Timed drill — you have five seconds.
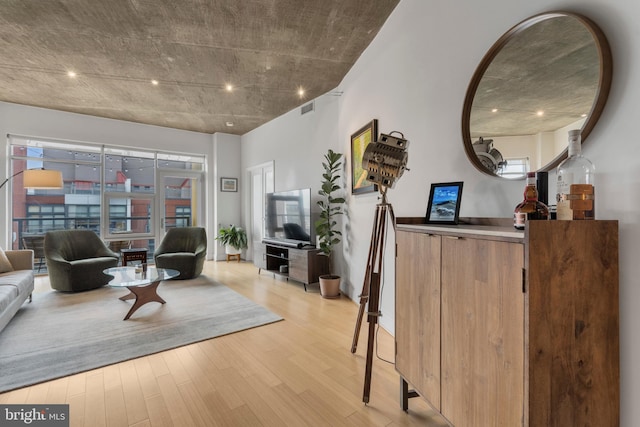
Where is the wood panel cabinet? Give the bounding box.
[259,242,329,290]
[440,235,524,426]
[288,248,324,284]
[396,231,442,409]
[395,219,619,427]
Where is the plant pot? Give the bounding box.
[319,274,341,299]
[225,245,241,255]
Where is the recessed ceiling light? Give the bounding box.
[536,110,544,116]
[491,108,498,113]
[298,87,305,97]
[225,84,233,92]
[581,113,587,117]
[225,121,234,127]
[151,79,159,85]
[67,71,77,78]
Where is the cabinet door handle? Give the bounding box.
[444,235,461,240]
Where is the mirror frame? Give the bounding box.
[461,11,613,178]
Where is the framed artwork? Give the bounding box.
[351,119,378,194]
[220,177,238,192]
[425,182,464,225]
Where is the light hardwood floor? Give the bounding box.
[0,261,449,426]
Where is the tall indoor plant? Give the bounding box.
[315,149,345,298]
[216,224,248,255]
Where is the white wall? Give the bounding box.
[212,132,242,260]
[241,93,343,260]
[240,0,640,424]
[242,95,341,194]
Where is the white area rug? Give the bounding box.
[0,276,282,392]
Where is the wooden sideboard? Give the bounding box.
[395,218,619,427]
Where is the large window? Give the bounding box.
[104,196,153,236]
[104,148,155,194]
[26,205,65,234]
[67,205,101,231]
[8,135,206,254]
[157,153,204,171]
[175,206,192,228]
[499,157,530,179]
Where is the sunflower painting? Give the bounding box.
[351,119,378,194]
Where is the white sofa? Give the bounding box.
[0,250,34,333]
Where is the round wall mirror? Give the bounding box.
[461,11,612,179]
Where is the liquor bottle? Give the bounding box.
[555,130,595,220]
[514,171,550,230]
[536,171,548,205]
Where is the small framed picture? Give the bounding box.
[425,182,464,225]
[220,177,238,192]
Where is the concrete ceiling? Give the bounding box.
[0,0,400,135]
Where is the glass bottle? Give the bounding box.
[514,171,549,230]
[555,130,595,220]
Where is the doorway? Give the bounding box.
[247,162,274,265]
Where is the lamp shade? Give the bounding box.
[22,169,64,189]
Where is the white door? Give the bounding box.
[248,162,273,266]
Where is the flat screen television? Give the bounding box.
[263,188,313,248]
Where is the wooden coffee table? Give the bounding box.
[104,266,179,320]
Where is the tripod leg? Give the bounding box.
[388,203,397,232]
[362,204,388,403]
[363,271,381,403]
[351,205,383,353]
[351,290,368,353]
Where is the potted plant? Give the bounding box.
[315,149,345,298]
[216,224,248,255]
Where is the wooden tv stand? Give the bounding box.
[258,241,329,291]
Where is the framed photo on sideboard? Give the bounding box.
[425,182,463,225]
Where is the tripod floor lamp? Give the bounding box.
[350,131,409,404]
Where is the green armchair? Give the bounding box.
[154,227,207,279]
[44,230,119,292]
